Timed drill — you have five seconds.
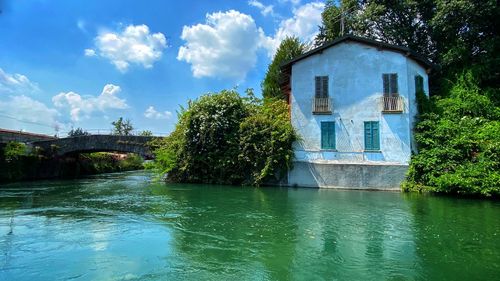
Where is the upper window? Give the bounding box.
[382,73,398,96]
[415,75,424,93]
[321,121,335,150]
[364,121,380,151]
[315,76,329,98]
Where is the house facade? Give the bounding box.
[280,36,431,190]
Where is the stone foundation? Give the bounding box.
[287,161,408,190]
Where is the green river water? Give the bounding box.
[0,171,499,281]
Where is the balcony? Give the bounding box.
[382,96,404,113]
[312,97,332,114]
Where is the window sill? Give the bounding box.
[313,111,332,115]
[364,150,381,153]
[320,149,337,152]
[381,110,403,114]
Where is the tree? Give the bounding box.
[262,37,306,100]
[139,130,153,136]
[67,127,90,137]
[112,117,134,136]
[314,0,359,46]
[148,89,297,186]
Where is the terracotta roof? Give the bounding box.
[281,35,433,70]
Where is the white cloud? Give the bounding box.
[262,2,324,57]
[144,106,172,120]
[0,95,61,133]
[248,0,275,17]
[177,10,265,79]
[84,48,96,57]
[52,84,128,122]
[280,0,301,6]
[89,24,167,72]
[0,68,39,95]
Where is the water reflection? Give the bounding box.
[0,171,499,281]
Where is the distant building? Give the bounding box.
[280,35,432,190]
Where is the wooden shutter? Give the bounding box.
[364,122,372,150]
[415,75,423,93]
[372,122,380,150]
[390,74,398,95]
[315,77,321,98]
[364,121,380,150]
[382,74,390,96]
[322,76,329,98]
[321,122,335,149]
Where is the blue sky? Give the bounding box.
[0,0,324,135]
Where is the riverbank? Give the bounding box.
[0,150,144,183]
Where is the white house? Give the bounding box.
[280,35,432,190]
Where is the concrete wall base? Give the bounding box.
[288,161,408,191]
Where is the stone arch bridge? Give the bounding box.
[31,135,158,159]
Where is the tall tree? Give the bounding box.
[262,37,306,100]
[112,117,134,136]
[315,0,360,46]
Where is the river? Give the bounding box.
[0,171,499,280]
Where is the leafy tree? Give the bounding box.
[3,142,27,162]
[404,72,500,197]
[148,89,297,186]
[315,0,359,46]
[67,127,90,137]
[262,37,306,100]
[112,117,134,136]
[139,130,153,136]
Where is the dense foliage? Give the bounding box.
[262,37,305,100]
[404,73,500,196]
[67,127,90,137]
[148,89,297,186]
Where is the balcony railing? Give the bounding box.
[382,96,404,113]
[312,97,332,114]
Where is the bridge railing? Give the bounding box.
[57,129,170,138]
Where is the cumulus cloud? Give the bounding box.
[248,0,275,17]
[177,10,265,79]
[52,84,128,122]
[0,95,60,132]
[88,24,167,72]
[262,2,324,57]
[0,68,39,95]
[144,106,172,120]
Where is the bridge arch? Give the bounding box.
[32,135,156,158]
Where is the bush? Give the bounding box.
[404,72,500,197]
[148,89,297,186]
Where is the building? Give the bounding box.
[280,35,432,190]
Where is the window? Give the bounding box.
[382,73,398,96]
[321,121,335,149]
[364,121,380,151]
[415,75,424,93]
[315,76,329,98]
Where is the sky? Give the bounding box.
[0,0,325,136]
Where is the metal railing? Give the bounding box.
[312,97,332,114]
[382,96,404,112]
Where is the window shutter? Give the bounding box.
[364,122,372,150]
[372,122,380,150]
[382,74,389,95]
[321,122,335,149]
[415,75,423,93]
[315,77,321,98]
[390,74,398,94]
[321,122,328,149]
[328,122,335,149]
[322,76,329,98]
